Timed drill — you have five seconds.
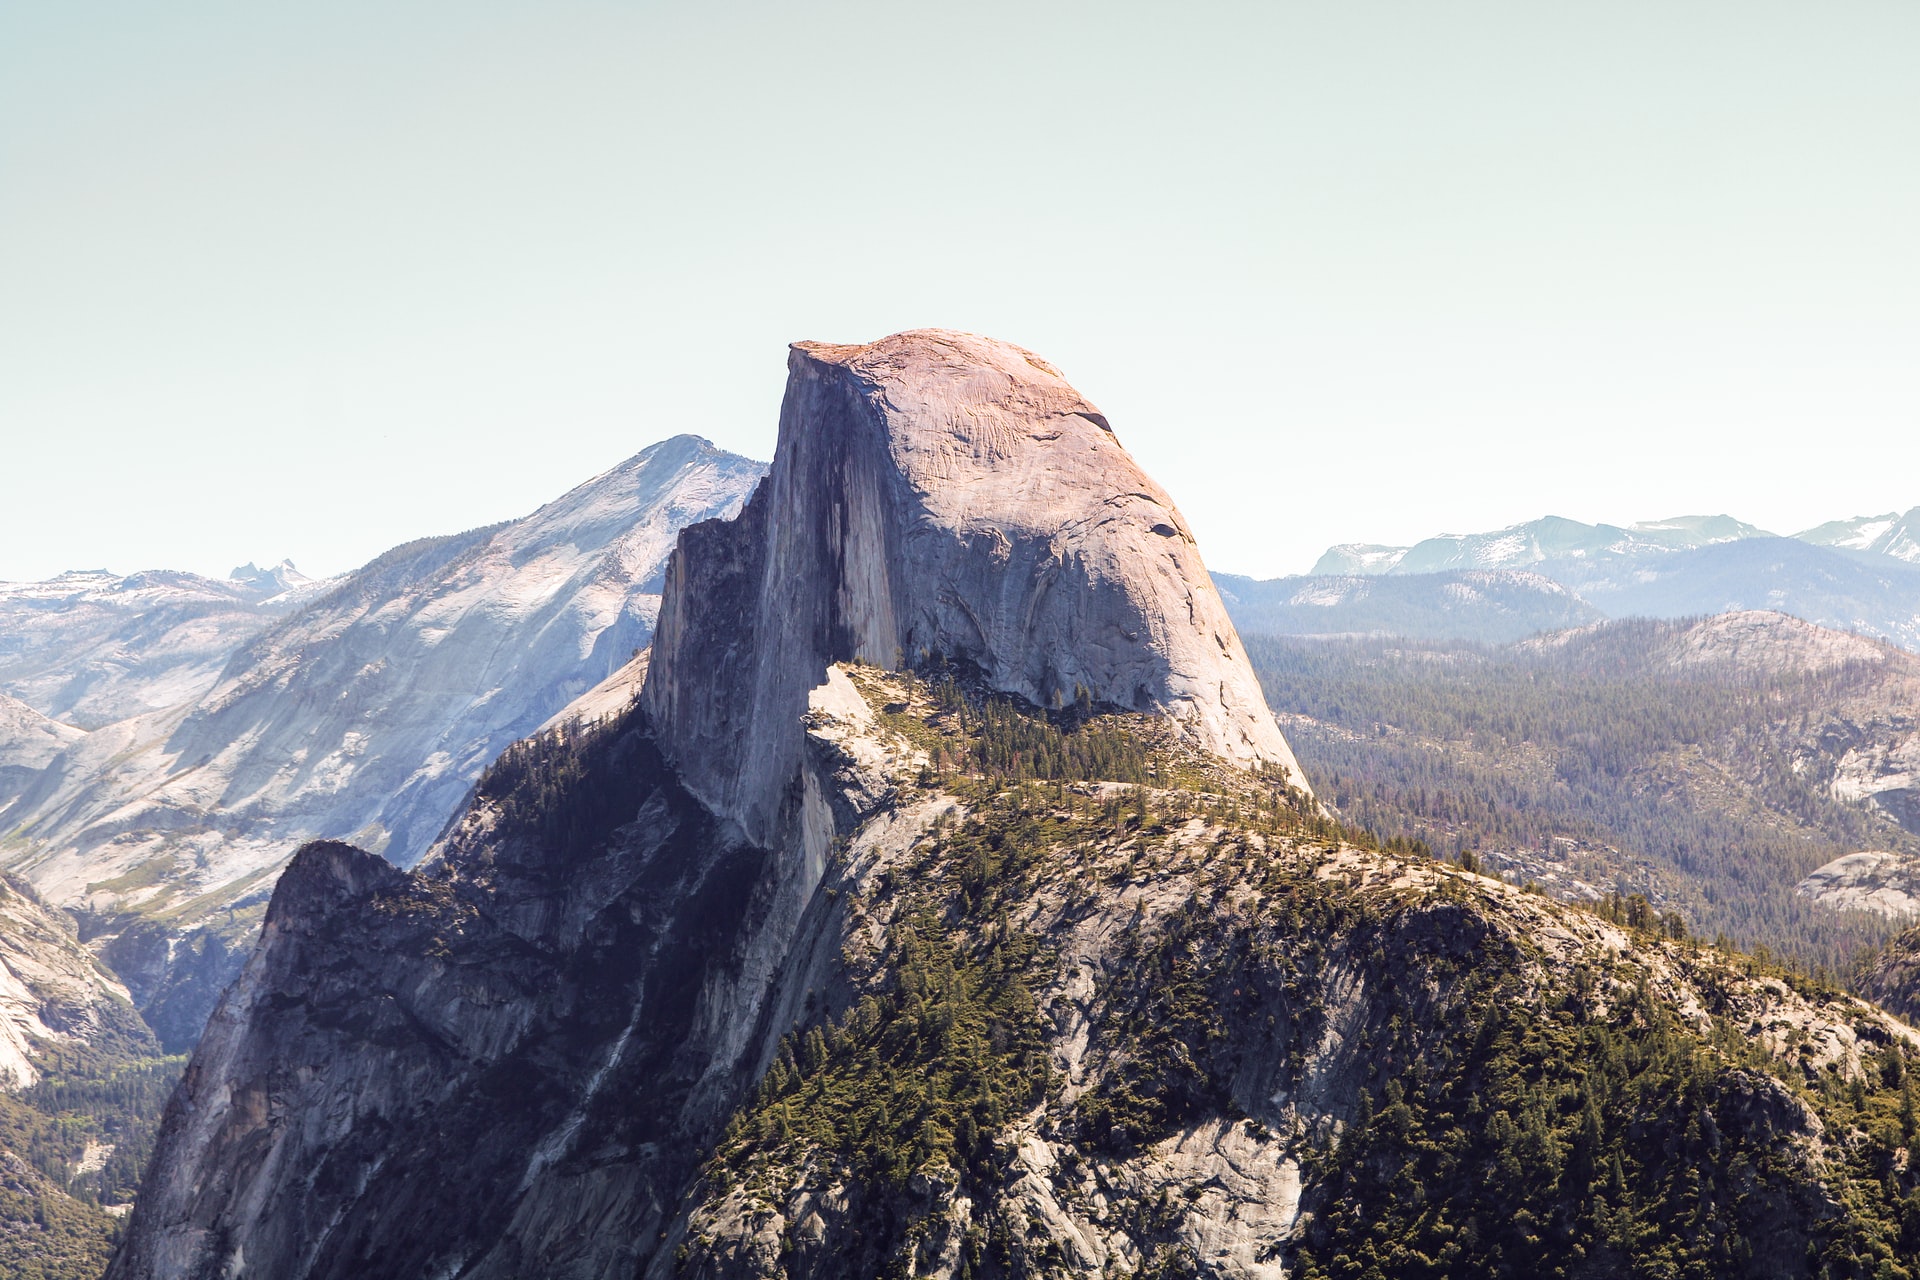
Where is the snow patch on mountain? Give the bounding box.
[1309,544,1409,575]
[1318,513,1774,579]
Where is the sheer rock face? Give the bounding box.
[106,334,1322,1280]
[642,330,1307,844]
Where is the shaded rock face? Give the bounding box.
[644,330,1306,843]
[104,704,845,1280]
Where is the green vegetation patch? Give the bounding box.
[83,854,180,900]
[696,671,1920,1278]
[473,700,657,863]
[1244,631,1920,976]
[0,1043,187,1280]
[1075,851,1920,1279]
[1294,970,1920,1279]
[701,778,1064,1277]
[716,914,1050,1195]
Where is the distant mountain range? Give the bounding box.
[1244,610,1920,972]
[1224,507,1920,648]
[1794,508,1920,561]
[1311,508,1920,576]
[0,435,764,1049]
[0,564,332,730]
[1214,568,1605,645]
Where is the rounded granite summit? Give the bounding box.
[644,329,1309,842]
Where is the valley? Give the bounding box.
[1238,615,1920,976]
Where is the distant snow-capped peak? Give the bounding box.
[1794,507,1920,564]
[1309,513,1771,577]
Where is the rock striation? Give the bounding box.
[644,329,1306,844]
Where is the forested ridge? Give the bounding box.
[672,664,1920,1279]
[0,1042,183,1279]
[1244,621,1920,977]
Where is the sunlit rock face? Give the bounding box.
[643,329,1308,844]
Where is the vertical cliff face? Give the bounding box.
[107,332,1312,1280]
[106,333,1920,1280]
[643,329,1306,844]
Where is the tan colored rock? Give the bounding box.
[644,329,1308,843]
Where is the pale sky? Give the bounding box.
[3,1,1916,583]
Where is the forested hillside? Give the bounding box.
[1244,615,1920,977]
[110,661,1920,1278]
[0,878,182,1279]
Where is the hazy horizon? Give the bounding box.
[5,1,1916,582]
[5,436,1906,588]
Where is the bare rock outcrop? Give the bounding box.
[643,329,1306,844]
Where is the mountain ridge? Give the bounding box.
[0,433,764,1050]
[1308,507,1920,579]
[1228,539,1920,651]
[106,335,1920,1279]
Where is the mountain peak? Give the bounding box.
[643,329,1306,842]
[1795,505,1920,563]
[228,558,310,595]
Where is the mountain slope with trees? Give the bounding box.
[1243,612,1920,976]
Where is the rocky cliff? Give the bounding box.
[644,330,1305,846]
[107,335,1920,1279]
